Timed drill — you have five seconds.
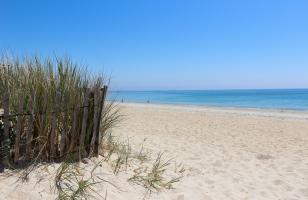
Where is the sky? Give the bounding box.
[1,0,308,90]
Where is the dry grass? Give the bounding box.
[0,54,184,199]
[101,132,132,174]
[133,141,151,163]
[0,54,121,164]
[55,159,101,200]
[128,152,183,195]
[101,132,184,195]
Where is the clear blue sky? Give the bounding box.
[2,0,308,90]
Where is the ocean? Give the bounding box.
[109,89,308,111]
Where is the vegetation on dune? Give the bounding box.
[55,160,100,200]
[0,54,183,199]
[128,152,184,195]
[0,54,121,163]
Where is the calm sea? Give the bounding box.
[109,89,308,111]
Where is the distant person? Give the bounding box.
[121,98,124,103]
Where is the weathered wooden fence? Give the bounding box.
[0,86,108,164]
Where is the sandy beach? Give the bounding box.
[112,103,308,199]
[4,0,308,199]
[1,103,308,200]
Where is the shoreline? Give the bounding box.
[116,102,308,120]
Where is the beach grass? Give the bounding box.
[0,54,118,163]
[55,159,99,200]
[0,54,183,199]
[128,152,183,194]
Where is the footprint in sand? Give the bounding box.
[273,179,284,186]
[256,154,273,160]
[204,178,215,185]
[213,160,223,167]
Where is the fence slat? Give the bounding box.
[25,91,35,161]
[69,103,79,154]
[39,90,49,159]
[3,92,10,139]
[50,91,60,159]
[96,86,108,155]
[14,92,24,163]
[2,92,10,164]
[89,88,100,157]
[79,89,90,158]
[60,102,69,157]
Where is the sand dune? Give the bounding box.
[1,103,308,199]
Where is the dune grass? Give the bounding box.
[0,54,183,199]
[55,158,102,200]
[128,152,183,194]
[0,54,121,163]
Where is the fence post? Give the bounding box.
[14,92,24,163]
[96,85,108,155]
[39,90,49,159]
[89,88,100,157]
[50,91,60,159]
[60,102,70,157]
[68,103,79,154]
[3,92,10,141]
[2,92,10,164]
[79,89,90,158]
[25,91,35,161]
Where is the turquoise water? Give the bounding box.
[109,89,308,110]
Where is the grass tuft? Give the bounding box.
[128,152,183,195]
[55,160,98,200]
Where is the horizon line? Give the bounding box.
[111,87,308,92]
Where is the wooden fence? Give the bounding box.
[0,86,108,164]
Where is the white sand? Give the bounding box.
[1,103,308,199]
[112,103,308,199]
